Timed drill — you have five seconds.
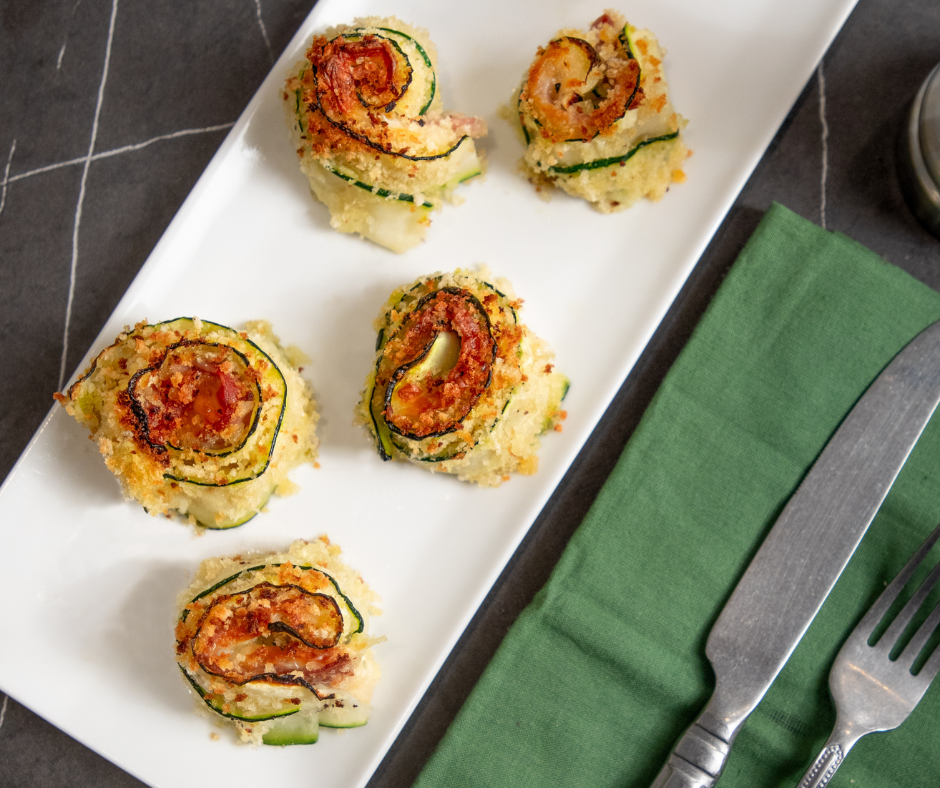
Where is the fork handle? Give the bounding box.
[797,735,859,788]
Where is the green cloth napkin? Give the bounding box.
[415,203,940,788]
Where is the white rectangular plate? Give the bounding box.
[0,0,857,786]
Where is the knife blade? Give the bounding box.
[650,318,940,788]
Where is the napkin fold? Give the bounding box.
[414,203,940,788]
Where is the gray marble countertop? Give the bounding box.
[2,1,939,786]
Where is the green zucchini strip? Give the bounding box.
[369,381,396,462]
[546,131,680,174]
[618,23,641,109]
[457,166,482,185]
[180,666,300,723]
[517,92,531,146]
[350,26,437,114]
[196,493,269,531]
[320,116,471,162]
[262,713,320,745]
[390,433,466,463]
[323,163,434,208]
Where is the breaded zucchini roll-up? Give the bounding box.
[175,537,383,745]
[55,318,319,529]
[356,269,568,487]
[512,10,688,211]
[284,16,487,253]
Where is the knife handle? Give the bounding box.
[649,720,733,788]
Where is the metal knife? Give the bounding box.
[650,318,940,788]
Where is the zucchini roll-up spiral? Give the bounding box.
[55,318,319,529]
[175,538,383,745]
[513,11,689,211]
[284,16,486,253]
[356,269,568,487]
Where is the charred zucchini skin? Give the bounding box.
[381,287,496,441]
[69,317,287,488]
[182,563,363,635]
[512,13,687,209]
[176,561,368,740]
[58,316,322,530]
[517,21,640,144]
[345,26,437,115]
[285,18,486,253]
[364,275,520,465]
[303,26,468,163]
[293,85,481,209]
[358,269,567,486]
[149,318,287,487]
[126,340,262,458]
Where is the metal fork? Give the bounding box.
[797,521,940,788]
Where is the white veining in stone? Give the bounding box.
[8,156,87,183]
[0,139,16,219]
[57,42,67,70]
[95,123,237,160]
[59,0,119,391]
[0,694,8,733]
[7,123,235,186]
[253,0,274,64]
[818,62,829,230]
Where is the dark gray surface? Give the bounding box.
[1,1,939,786]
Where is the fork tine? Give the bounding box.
[883,558,940,650]
[918,621,940,681]
[897,596,940,675]
[860,522,940,643]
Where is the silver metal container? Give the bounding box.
[899,62,940,239]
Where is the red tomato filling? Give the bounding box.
[523,32,640,142]
[191,583,348,687]
[380,289,495,438]
[314,34,411,123]
[133,343,259,453]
